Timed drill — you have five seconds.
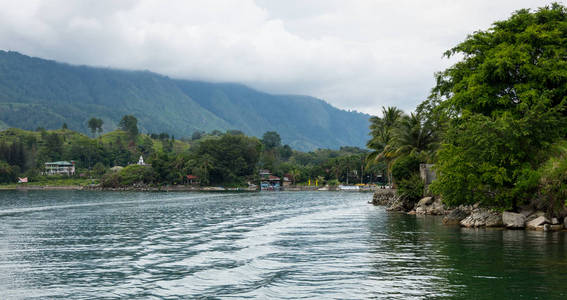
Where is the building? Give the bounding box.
[420,164,437,186]
[186,174,199,185]
[259,169,281,190]
[44,161,75,176]
[282,175,292,187]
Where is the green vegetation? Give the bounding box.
[87,117,103,137]
[0,50,369,151]
[367,3,567,213]
[0,114,383,188]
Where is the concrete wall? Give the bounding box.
[420,164,437,185]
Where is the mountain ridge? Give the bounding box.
[0,50,370,150]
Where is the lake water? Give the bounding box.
[0,190,566,299]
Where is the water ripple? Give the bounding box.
[1,191,567,299]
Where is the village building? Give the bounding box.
[44,161,75,176]
[186,174,199,185]
[282,175,292,187]
[259,169,281,190]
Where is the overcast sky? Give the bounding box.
[0,0,558,115]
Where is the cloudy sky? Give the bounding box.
[0,0,557,115]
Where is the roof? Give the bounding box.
[268,175,280,181]
[187,175,199,179]
[45,161,74,166]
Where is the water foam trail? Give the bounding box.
[0,193,236,217]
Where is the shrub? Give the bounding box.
[397,173,425,203]
[327,179,340,187]
[101,164,156,187]
[391,155,421,183]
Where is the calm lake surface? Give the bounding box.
[1,191,566,299]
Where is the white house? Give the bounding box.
[44,161,75,175]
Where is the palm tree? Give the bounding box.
[386,112,439,161]
[199,154,214,185]
[367,106,403,186]
[289,169,300,185]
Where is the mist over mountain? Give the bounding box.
[0,51,370,150]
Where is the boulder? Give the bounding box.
[460,209,503,228]
[550,224,563,231]
[443,208,469,225]
[372,190,398,206]
[486,213,504,227]
[526,216,549,230]
[417,197,434,207]
[429,198,445,215]
[526,211,545,222]
[519,208,534,217]
[415,198,445,215]
[502,212,526,229]
[551,218,559,225]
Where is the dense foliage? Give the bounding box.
[429,4,567,209]
[367,4,567,212]
[0,119,382,187]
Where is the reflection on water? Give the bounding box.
[0,190,566,299]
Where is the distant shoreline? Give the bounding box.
[0,184,378,192]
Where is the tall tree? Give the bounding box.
[262,131,281,150]
[87,118,103,137]
[367,106,403,186]
[429,4,567,208]
[119,115,139,137]
[383,112,438,162]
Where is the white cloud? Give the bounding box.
[0,0,557,115]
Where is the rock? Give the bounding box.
[429,198,445,215]
[417,197,434,207]
[526,216,549,230]
[443,208,469,225]
[460,209,503,228]
[551,218,559,225]
[502,212,526,229]
[519,208,534,217]
[372,190,398,206]
[526,211,545,222]
[486,213,503,227]
[415,198,445,215]
[544,224,551,231]
[550,224,563,231]
[407,210,416,215]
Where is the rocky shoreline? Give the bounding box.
[371,189,567,231]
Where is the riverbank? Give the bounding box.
[371,189,567,231]
[0,183,379,192]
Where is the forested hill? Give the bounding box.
[0,51,370,150]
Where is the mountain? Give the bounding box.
[0,51,370,150]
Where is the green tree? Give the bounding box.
[289,169,300,185]
[87,118,103,137]
[367,106,403,186]
[382,112,438,163]
[119,115,139,137]
[429,4,567,209]
[0,161,18,183]
[262,131,281,150]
